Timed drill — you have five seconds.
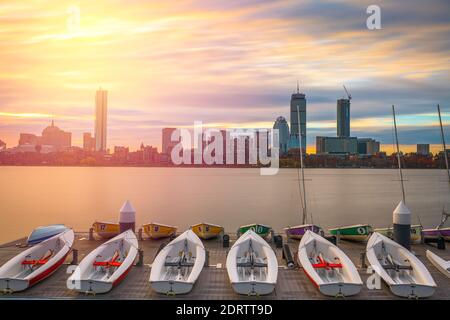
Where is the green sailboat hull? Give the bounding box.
[238,224,271,237]
[329,224,373,241]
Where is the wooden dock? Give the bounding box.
[0,233,449,300]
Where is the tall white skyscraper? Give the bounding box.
[289,82,306,151]
[95,88,107,152]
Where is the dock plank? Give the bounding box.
[0,233,449,300]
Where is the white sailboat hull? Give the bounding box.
[298,230,363,297]
[231,282,275,296]
[318,283,362,297]
[73,280,114,294]
[226,230,278,296]
[426,250,450,279]
[67,230,138,294]
[366,232,436,298]
[149,230,205,295]
[0,229,74,292]
[390,284,436,298]
[150,280,194,295]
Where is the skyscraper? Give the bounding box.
[95,89,107,152]
[162,128,178,154]
[337,98,350,137]
[273,116,290,155]
[417,144,430,155]
[83,132,95,152]
[289,83,306,151]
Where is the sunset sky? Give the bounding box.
[0,0,449,153]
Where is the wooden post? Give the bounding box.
[89,228,94,241]
[136,249,144,267]
[70,249,78,265]
[204,250,209,267]
[359,252,367,269]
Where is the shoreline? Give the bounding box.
[0,164,444,169]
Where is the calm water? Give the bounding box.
[0,167,449,244]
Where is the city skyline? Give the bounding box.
[0,1,449,153]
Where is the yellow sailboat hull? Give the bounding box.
[92,221,120,239]
[190,223,223,240]
[142,223,177,239]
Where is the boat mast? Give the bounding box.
[297,104,307,225]
[392,105,406,204]
[437,104,450,183]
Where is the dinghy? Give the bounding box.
[67,230,138,294]
[150,230,205,295]
[143,222,177,239]
[92,221,120,239]
[0,229,74,293]
[329,224,373,242]
[27,224,68,245]
[422,211,450,241]
[238,223,271,238]
[366,232,436,298]
[226,230,278,295]
[426,250,450,279]
[423,227,450,241]
[285,224,323,240]
[298,230,362,297]
[190,222,223,240]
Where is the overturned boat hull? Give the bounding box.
[143,223,177,239]
[92,221,120,239]
[285,224,323,240]
[190,222,223,240]
[329,224,372,242]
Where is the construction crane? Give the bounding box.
[343,85,352,101]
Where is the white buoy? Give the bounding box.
[119,200,136,233]
[393,200,411,250]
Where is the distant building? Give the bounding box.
[140,144,158,162]
[18,121,71,150]
[162,128,178,154]
[357,138,381,155]
[40,121,71,149]
[316,136,358,155]
[83,132,95,152]
[0,139,5,151]
[417,144,430,155]
[113,146,129,161]
[289,83,306,151]
[337,98,350,137]
[19,133,39,146]
[95,89,108,152]
[273,116,290,155]
[8,144,55,154]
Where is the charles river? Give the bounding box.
[0,167,449,244]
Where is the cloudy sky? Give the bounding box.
[0,0,449,153]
